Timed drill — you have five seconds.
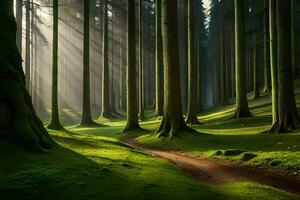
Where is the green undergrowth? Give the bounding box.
[2,130,298,199]
[137,83,300,176]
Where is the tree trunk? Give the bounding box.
[178,0,188,114]
[25,0,31,91]
[186,0,200,124]
[138,0,145,120]
[269,0,299,133]
[110,15,117,115]
[0,0,54,151]
[157,0,195,137]
[101,0,112,119]
[291,0,296,77]
[253,32,260,99]
[48,0,63,130]
[16,0,23,54]
[124,0,140,132]
[155,0,164,117]
[80,0,94,126]
[269,0,278,124]
[263,0,271,93]
[233,0,252,118]
[253,0,260,99]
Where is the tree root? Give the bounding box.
[156,117,197,137]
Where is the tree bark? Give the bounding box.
[25,0,31,91]
[0,0,54,151]
[269,0,299,133]
[101,0,112,119]
[48,0,63,130]
[186,0,200,124]
[233,0,252,118]
[157,0,195,137]
[269,0,278,124]
[124,0,140,132]
[80,0,94,126]
[263,0,271,93]
[178,0,188,114]
[138,0,145,120]
[16,0,23,54]
[155,0,164,117]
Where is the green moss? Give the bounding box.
[223,149,247,156]
[241,152,258,161]
[0,128,298,199]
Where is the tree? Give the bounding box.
[47,0,63,130]
[263,0,271,93]
[156,0,195,137]
[0,0,54,151]
[124,0,140,132]
[196,0,207,113]
[155,0,164,117]
[25,0,31,91]
[80,0,94,126]
[101,0,112,119]
[269,0,278,124]
[186,0,200,124]
[138,0,145,120]
[233,0,252,119]
[15,0,23,54]
[269,0,299,133]
[252,0,260,99]
[178,0,188,113]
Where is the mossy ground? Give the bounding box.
[1,84,300,200]
[0,126,299,200]
[138,83,300,176]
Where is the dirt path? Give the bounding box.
[124,137,300,195]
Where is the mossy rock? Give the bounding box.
[223,149,247,156]
[270,160,281,166]
[213,150,223,156]
[241,152,257,161]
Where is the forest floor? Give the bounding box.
[1,84,300,199]
[124,136,300,194]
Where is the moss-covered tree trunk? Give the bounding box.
[0,0,54,151]
[269,0,278,124]
[101,0,112,119]
[80,0,94,126]
[155,0,164,117]
[138,0,145,120]
[186,0,200,125]
[124,0,140,132]
[48,0,62,130]
[157,0,195,137]
[269,0,299,133]
[233,0,252,118]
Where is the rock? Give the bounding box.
[223,149,247,156]
[241,152,257,161]
[213,150,223,156]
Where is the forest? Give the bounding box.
[0,0,300,199]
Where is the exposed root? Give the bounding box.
[156,117,197,137]
[232,107,252,119]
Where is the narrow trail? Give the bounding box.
[123,137,300,195]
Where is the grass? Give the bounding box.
[0,129,298,200]
[1,84,300,199]
[137,88,300,176]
